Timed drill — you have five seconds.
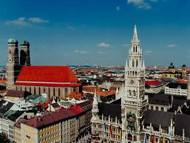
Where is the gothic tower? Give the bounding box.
[20,40,31,67]
[6,38,20,90]
[121,24,148,143]
[91,90,99,135]
[187,74,190,100]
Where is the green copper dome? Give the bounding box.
[169,62,175,69]
[8,38,18,44]
[20,40,30,46]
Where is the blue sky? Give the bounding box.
[0,0,189,66]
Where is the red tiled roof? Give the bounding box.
[83,87,116,96]
[69,104,85,115]
[22,109,75,129]
[67,92,83,100]
[15,82,81,87]
[15,66,80,87]
[145,80,161,86]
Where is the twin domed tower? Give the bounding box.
[6,38,31,90]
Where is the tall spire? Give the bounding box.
[132,23,139,43]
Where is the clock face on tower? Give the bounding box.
[130,80,134,84]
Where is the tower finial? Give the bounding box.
[132,23,139,43]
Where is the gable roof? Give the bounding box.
[98,102,121,120]
[148,93,171,106]
[69,104,85,115]
[166,82,187,89]
[6,90,30,98]
[175,114,190,137]
[145,80,161,86]
[144,110,174,128]
[22,109,75,129]
[15,66,81,87]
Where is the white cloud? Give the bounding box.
[28,17,49,23]
[145,50,152,55]
[67,26,76,30]
[97,42,110,48]
[97,51,106,55]
[122,44,130,47]
[6,17,29,26]
[116,6,120,11]
[127,0,151,9]
[167,44,176,48]
[6,17,49,26]
[75,50,88,54]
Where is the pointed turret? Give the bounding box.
[91,89,99,122]
[92,89,99,114]
[187,74,190,100]
[132,23,139,43]
[125,59,128,68]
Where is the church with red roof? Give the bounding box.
[6,38,81,99]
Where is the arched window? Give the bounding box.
[73,87,76,92]
[29,87,31,93]
[133,90,136,96]
[128,134,132,141]
[34,87,36,94]
[39,87,41,94]
[133,47,135,52]
[58,88,60,97]
[132,59,134,67]
[129,90,131,96]
[65,88,68,96]
[53,88,55,97]
[134,136,137,141]
[136,59,138,67]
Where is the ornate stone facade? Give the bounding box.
[91,24,190,143]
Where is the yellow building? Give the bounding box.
[182,64,187,79]
[4,90,30,101]
[16,108,80,143]
[20,114,61,143]
[162,63,182,78]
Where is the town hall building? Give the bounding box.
[91,24,190,143]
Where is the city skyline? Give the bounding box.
[0,0,189,66]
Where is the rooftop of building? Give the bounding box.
[148,93,171,106]
[166,82,187,89]
[69,104,85,115]
[168,62,175,69]
[145,80,162,87]
[15,66,81,87]
[8,38,18,44]
[98,101,121,120]
[22,108,75,129]
[20,40,29,46]
[144,110,174,128]
[5,90,31,98]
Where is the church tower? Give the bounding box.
[6,38,20,90]
[20,40,31,67]
[121,24,148,143]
